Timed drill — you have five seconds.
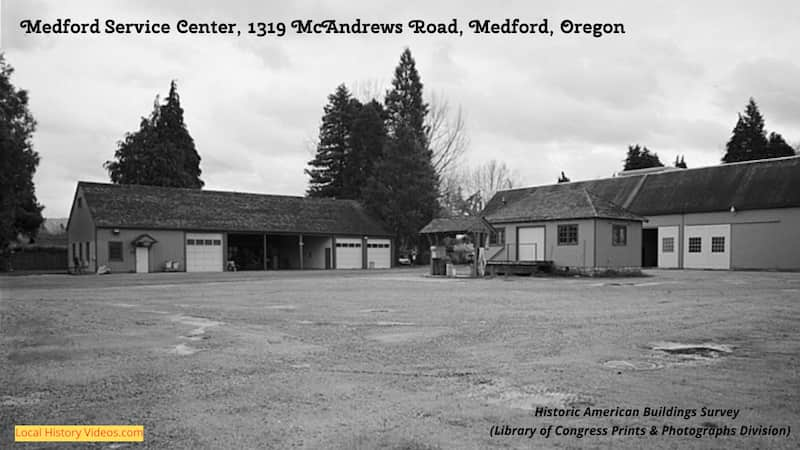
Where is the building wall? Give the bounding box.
[487,220,596,268]
[594,220,642,268]
[96,228,185,273]
[643,207,800,270]
[66,187,96,272]
[303,236,331,269]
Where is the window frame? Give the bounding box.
[108,241,124,261]
[662,237,675,253]
[557,224,579,246]
[611,224,627,246]
[711,236,725,253]
[688,237,702,253]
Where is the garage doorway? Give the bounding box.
[642,228,658,267]
[227,233,265,270]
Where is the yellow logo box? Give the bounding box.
[15,425,144,442]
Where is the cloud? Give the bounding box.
[5,1,800,217]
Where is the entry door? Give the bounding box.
[136,247,149,273]
[658,226,679,268]
[518,227,545,261]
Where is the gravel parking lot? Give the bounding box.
[2,269,799,449]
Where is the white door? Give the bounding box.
[186,233,223,272]
[518,227,545,261]
[136,247,149,273]
[683,224,731,270]
[335,237,362,269]
[367,238,391,269]
[658,226,679,268]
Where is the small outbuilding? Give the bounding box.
[67,182,392,273]
[481,186,644,271]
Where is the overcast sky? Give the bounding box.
[3,0,799,218]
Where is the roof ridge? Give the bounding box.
[582,187,599,217]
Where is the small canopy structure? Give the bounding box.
[419,216,497,277]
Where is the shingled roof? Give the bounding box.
[483,156,800,220]
[76,182,390,236]
[483,184,642,223]
[419,216,496,234]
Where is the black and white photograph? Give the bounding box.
[1,0,799,448]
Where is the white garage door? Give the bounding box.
[367,238,391,269]
[683,224,730,270]
[658,226,679,268]
[518,227,545,261]
[186,233,223,272]
[335,237,362,269]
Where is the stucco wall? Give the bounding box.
[66,187,96,272]
[594,220,642,268]
[643,207,800,270]
[96,228,185,273]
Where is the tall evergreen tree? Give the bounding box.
[364,48,439,251]
[384,48,429,146]
[674,155,687,168]
[722,98,769,163]
[0,54,44,255]
[342,99,386,199]
[558,171,570,183]
[104,80,204,188]
[306,84,355,198]
[623,144,664,170]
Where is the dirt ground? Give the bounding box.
[1,269,799,449]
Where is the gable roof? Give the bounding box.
[420,216,497,234]
[484,185,642,223]
[484,156,800,220]
[76,182,390,236]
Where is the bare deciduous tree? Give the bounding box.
[441,159,520,216]
[426,92,468,179]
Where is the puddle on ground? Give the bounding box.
[265,305,297,310]
[359,308,393,313]
[468,378,592,410]
[603,341,733,371]
[368,327,449,343]
[603,360,663,370]
[170,315,222,338]
[1,391,45,407]
[651,341,732,358]
[172,343,200,356]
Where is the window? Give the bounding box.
[204,239,213,245]
[557,224,578,245]
[688,237,702,253]
[187,239,195,245]
[72,243,77,260]
[612,225,627,246]
[490,229,505,245]
[109,241,123,261]
[85,242,90,261]
[712,236,725,253]
[213,239,221,245]
[662,237,674,253]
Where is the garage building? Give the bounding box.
[67,182,392,273]
[482,156,800,271]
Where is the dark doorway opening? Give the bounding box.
[642,228,658,268]
[228,234,265,270]
[266,235,301,270]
